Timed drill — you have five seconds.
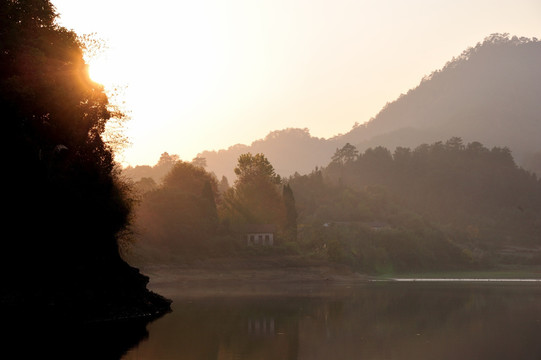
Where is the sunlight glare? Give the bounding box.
[88,55,120,88]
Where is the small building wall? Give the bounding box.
[247,232,274,246]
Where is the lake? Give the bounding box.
[121,280,541,359]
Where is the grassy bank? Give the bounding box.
[375,265,541,280]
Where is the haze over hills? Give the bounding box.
[195,34,541,181]
[340,34,541,162]
[125,34,541,182]
[122,34,541,272]
[197,128,336,181]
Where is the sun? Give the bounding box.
[88,56,119,88]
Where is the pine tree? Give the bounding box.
[283,184,298,241]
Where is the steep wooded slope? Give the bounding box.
[342,34,541,166]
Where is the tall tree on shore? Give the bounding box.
[283,183,298,241]
[222,153,284,226]
[234,153,282,185]
[135,161,220,255]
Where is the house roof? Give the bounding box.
[243,224,277,234]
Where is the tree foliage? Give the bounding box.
[336,139,540,241]
[331,143,359,165]
[122,152,179,184]
[282,184,298,241]
[222,153,284,228]
[288,138,541,272]
[135,161,222,258]
[1,0,134,290]
[234,153,281,185]
[132,153,303,261]
[163,161,218,195]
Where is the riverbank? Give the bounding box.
[137,256,372,299]
[374,265,541,281]
[134,256,541,299]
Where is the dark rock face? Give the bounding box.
[1,259,172,358]
[2,262,171,321]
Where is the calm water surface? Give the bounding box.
[122,281,541,360]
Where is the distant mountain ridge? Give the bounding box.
[342,34,541,157]
[197,128,336,181]
[198,34,541,181]
[125,34,541,182]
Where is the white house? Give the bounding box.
[244,224,276,246]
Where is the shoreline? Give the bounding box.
[136,256,371,299]
[133,256,541,299]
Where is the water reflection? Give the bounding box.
[247,317,275,335]
[4,315,156,359]
[123,283,541,359]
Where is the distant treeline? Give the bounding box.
[183,34,541,182]
[129,137,540,273]
[288,137,541,271]
[131,153,297,262]
[319,137,541,245]
[121,33,541,273]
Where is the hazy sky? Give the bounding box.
[51,0,541,167]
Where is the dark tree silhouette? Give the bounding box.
[1,0,169,320]
[331,143,359,165]
[221,153,285,230]
[282,184,298,241]
[234,152,282,185]
[135,161,220,257]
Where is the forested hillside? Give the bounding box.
[129,136,540,273]
[131,154,298,263]
[288,138,541,271]
[342,34,541,167]
[123,34,541,274]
